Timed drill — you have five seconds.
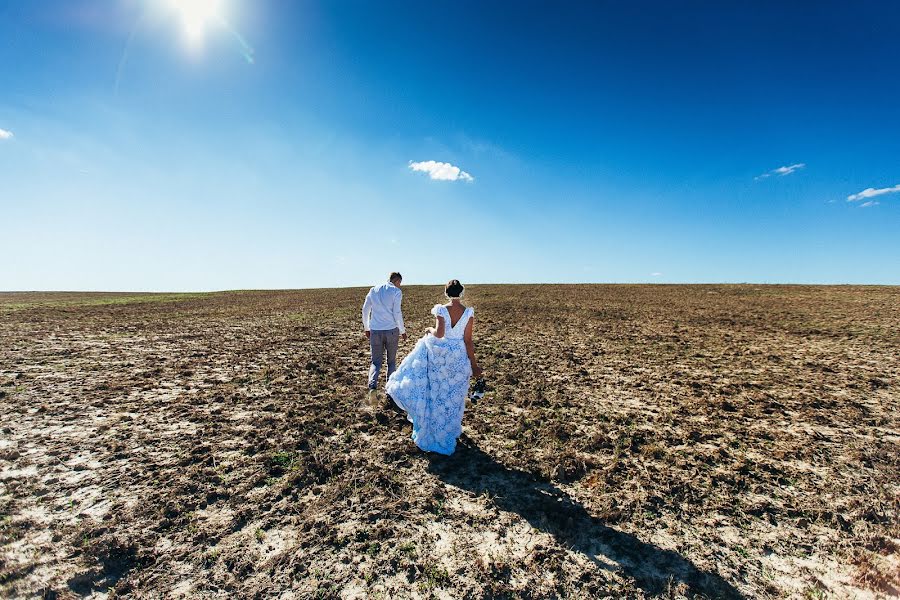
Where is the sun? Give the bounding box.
[166,0,225,46]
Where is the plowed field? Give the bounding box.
[1,285,898,599]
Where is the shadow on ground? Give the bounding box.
[427,437,743,599]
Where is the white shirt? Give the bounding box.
[362,282,405,334]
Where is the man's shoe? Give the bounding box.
[366,389,378,406]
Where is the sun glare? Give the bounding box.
[166,0,225,46]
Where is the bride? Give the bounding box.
[386,280,483,455]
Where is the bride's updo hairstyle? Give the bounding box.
[445,280,464,299]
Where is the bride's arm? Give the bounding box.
[463,318,482,377]
[427,315,446,338]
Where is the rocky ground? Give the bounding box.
[1,285,898,599]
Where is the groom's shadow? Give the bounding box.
[426,437,743,599]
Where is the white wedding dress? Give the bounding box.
[386,304,474,455]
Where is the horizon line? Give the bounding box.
[2,281,899,295]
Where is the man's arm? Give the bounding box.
[393,289,406,337]
[362,289,373,337]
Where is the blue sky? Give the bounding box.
[2,0,898,291]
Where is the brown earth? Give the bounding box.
[0,285,898,599]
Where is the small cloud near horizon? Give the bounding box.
[650,272,663,277]
[409,160,474,182]
[755,163,805,180]
[0,128,13,140]
[847,184,900,206]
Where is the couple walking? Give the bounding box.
[362,272,484,455]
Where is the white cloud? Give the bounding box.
[756,163,805,180]
[847,184,900,202]
[0,128,13,140]
[860,201,879,208]
[650,272,662,277]
[408,160,474,182]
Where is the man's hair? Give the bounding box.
[445,279,464,298]
[389,272,402,283]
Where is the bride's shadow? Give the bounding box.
[426,437,743,599]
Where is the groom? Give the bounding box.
[362,272,407,403]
